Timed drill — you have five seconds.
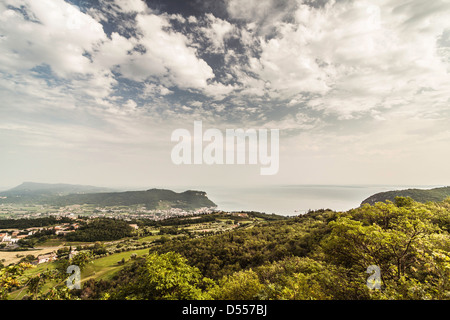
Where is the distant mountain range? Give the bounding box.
[0,182,216,210]
[361,186,450,206]
[0,182,114,201]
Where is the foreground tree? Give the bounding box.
[210,269,264,300]
[322,198,450,299]
[110,252,214,300]
[25,251,93,300]
[0,263,33,299]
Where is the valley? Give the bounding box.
[2,182,450,301]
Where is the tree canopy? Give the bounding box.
[3,197,450,300]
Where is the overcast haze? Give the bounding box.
[1,0,450,190]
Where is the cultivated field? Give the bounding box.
[0,246,63,265]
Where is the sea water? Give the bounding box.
[199,185,440,216]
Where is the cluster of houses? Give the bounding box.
[35,252,58,264]
[0,223,80,250]
[0,232,19,244]
[0,229,35,244]
[2,203,218,222]
[53,223,79,235]
[31,248,80,265]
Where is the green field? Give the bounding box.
[8,247,150,299]
[81,248,150,282]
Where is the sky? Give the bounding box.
[1,0,450,190]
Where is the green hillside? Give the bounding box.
[82,199,450,300]
[3,199,450,300]
[50,189,216,210]
[0,183,216,210]
[361,186,450,206]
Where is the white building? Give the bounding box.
[37,253,57,264]
[1,234,11,242]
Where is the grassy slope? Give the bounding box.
[8,247,150,299]
[81,248,150,283]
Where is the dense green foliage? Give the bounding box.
[65,218,134,242]
[142,214,219,227]
[151,216,325,279]
[87,197,450,300]
[106,252,214,300]
[361,186,450,206]
[241,211,288,221]
[141,211,286,227]
[1,251,93,300]
[0,217,72,229]
[47,189,216,210]
[3,196,450,300]
[0,263,33,299]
